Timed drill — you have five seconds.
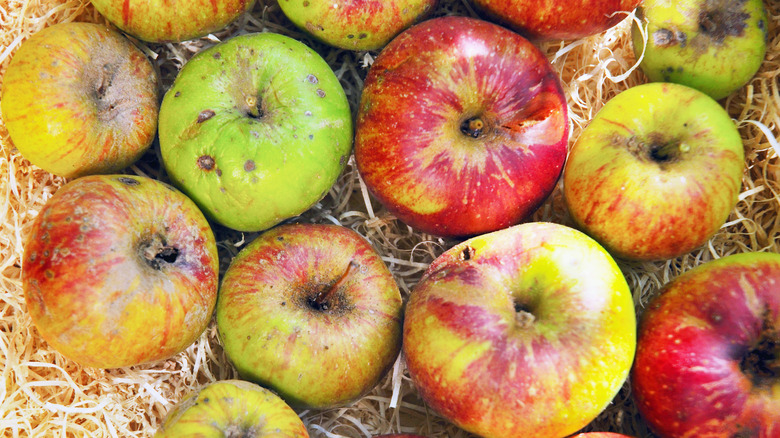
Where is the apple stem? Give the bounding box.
[245,95,261,118]
[313,261,358,307]
[460,116,485,138]
[650,141,689,162]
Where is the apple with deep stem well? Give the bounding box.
[155,380,309,437]
[1,22,158,179]
[89,0,256,43]
[355,16,568,238]
[632,252,780,437]
[216,224,403,409]
[277,0,437,50]
[563,82,744,261]
[159,32,353,232]
[22,175,219,369]
[632,0,768,100]
[470,0,642,41]
[403,222,636,438]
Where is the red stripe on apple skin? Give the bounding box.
[122,0,132,25]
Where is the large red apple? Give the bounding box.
[22,175,219,369]
[471,0,642,40]
[354,16,568,238]
[403,222,636,438]
[632,252,780,437]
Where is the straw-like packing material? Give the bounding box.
[1,0,778,436]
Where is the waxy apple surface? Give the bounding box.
[632,252,780,437]
[1,22,158,178]
[216,224,402,409]
[278,0,436,50]
[563,82,744,261]
[355,16,568,238]
[23,175,219,369]
[159,32,353,232]
[90,0,256,42]
[403,222,636,438]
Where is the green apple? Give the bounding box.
[632,0,768,100]
[158,32,353,232]
[563,82,744,261]
[155,380,309,437]
[1,22,158,178]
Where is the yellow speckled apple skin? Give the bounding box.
[1,22,158,178]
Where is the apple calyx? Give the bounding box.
[139,233,180,271]
[740,315,779,387]
[308,260,358,312]
[513,301,536,329]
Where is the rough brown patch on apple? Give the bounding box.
[117,176,140,186]
[653,29,688,48]
[698,0,750,44]
[459,245,476,261]
[244,160,256,172]
[223,424,261,438]
[197,109,216,123]
[138,233,180,270]
[198,155,216,171]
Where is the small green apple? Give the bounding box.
[158,32,353,232]
[632,0,768,100]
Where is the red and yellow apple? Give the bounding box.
[355,16,568,238]
[403,222,636,438]
[22,175,219,369]
[570,434,635,437]
[1,22,158,178]
[632,252,780,438]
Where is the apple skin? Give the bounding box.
[155,379,309,437]
[632,0,768,100]
[570,434,635,437]
[470,0,642,41]
[403,222,636,438]
[22,175,219,369]
[90,0,256,43]
[632,252,780,438]
[1,22,158,179]
[373,435,427,437]
[563,82,744,261]
[159,32,353,232]
[355,16,568,238]
[277,0,437,50]
[216,224,403,409]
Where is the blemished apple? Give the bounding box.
[470,0,642,41]
[159,32,353,232]
[563,82,744,261]
[403,222,636,438]
[216,224,403,409]
[632,0,768,100]
[632,252,780,437]
[22,175,219,369]
[1,22,158,179]
[155,380,309,437]
[355,16,568,238]
[90,0,256,43]
[277,0,436,50]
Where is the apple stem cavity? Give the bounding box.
[139,233,180,271]
[513,301,536,329]
[740,316,780,386]
[310,260,357,311]
[460,116,485,138]
[245,95,263,119]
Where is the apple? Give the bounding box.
[403,222,636,438]
[570,434,635,437]
[216,223,403,409]
[1,22,158,179]
[374,435,426,437]
[155,379,309,437]
[89,0,256,43]
[632,252,780,437]
[632,0,768,100]
[159,32,353,232]
[277,0,436,50]
[563,82,744,261]
[355,16,568,238]
[470,0,642,41]
[22,175,219,369]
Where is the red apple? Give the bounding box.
[471,0,642,40]
[403,222,636,438]
[216,224,403,409]
[354,16,568,238]
[632,252,780,438]
[570,434,635,437]
[373,435,426,438]
[22,175,219,369]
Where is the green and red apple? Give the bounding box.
[632,252,780,437]
[23,175,219,369]
[633,0,768,100]
[403,222,636,438]
[1,22,158,178]
[155,380,309,437]
[216,224,403,409]
[158,32,353,232]
[470,0,642,40]
[355,16,568,238]
[90,0,256,42]
[277,0,436,50]
[563,82,744,261]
